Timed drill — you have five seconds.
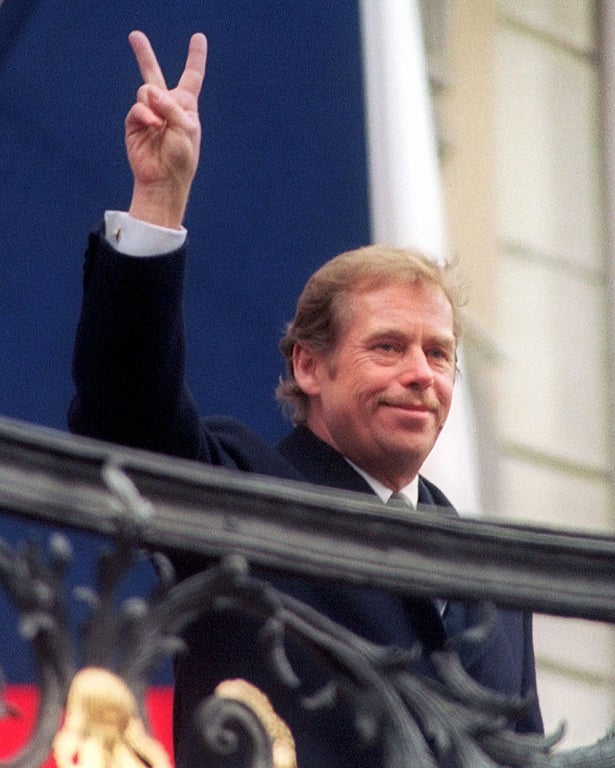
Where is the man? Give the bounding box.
[69,31,543,767]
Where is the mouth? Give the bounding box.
[382,399,435,413]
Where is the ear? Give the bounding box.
[292,344,324,396]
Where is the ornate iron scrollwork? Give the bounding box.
[0,532,74,768]
[0,464,559,767]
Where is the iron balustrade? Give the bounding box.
[0,415,611,766]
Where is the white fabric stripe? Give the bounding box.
[358,0,447,262]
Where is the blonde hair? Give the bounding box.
[275,244,463,424]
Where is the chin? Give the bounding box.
[384,442,425,466]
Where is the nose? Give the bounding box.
[399,347,434,390]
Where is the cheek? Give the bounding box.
[332,361,389,406]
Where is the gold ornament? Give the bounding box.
[52,667,171,768]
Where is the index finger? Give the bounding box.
[128,30,167,89]
[176,33,208,98]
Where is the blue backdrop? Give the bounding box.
[0,0,371,682]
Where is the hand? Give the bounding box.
[125,31,207,229]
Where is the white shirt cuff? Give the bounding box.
[104,211,187,257]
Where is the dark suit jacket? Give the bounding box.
[69,230,543,767]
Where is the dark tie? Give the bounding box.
[385,492,451,620]
[385,491,413,510]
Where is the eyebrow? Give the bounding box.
[366,327,456,347]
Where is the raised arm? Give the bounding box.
[125,31,207,229]
[69,33,208,458]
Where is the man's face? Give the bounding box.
[296,280,456,488]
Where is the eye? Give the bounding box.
[426,345,455,366]
[372,339,405,356]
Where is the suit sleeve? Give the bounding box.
[68,227,205,460]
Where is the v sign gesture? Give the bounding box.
[125,31,208,229]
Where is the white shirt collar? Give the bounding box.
[345,459,419,508]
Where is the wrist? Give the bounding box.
[128,180,189,230]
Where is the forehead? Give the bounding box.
[344,280,455,333]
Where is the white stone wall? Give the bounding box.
[493,0,615,747]
[434,0,615,748]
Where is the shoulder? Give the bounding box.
[201,416,302,480]
[276,426,375,493]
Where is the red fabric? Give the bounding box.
[0,685,174,766]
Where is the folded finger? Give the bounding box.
[126,100,165,131]
[141,85,193,131]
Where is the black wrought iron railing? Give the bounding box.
[0,414,613,767]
